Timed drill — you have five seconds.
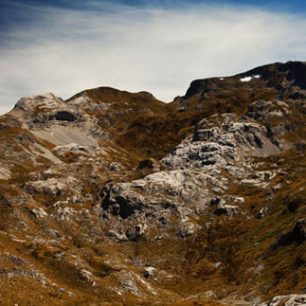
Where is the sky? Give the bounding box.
[0,0,306,114]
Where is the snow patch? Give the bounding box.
[240,75,261,82]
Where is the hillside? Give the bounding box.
[0,61,305,305]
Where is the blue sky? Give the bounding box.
[0,0,306,113]
[2,0,306,13]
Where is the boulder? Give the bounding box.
[52,143,92,158]
[143,266,156,279]
[101,185,145,219]
[31,208,48,218]
[255,207,270,219]
[126,223,147,241]
[214,203,240,216]
[24,177,76,196]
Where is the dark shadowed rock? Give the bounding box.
[49,111,78,122]
[274,219,306,248]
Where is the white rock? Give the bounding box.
[31,208,48,218]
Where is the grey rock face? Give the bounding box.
[100,111,285,239]
[247,100,290,121]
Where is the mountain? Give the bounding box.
[0,61,305,305]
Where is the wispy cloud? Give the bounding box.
[0,1,306,114]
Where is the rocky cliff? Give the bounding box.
[0,61,305,305]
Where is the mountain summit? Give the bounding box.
[0,61,305,305]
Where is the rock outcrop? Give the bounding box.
[257,294,306,306]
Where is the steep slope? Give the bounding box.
[0,61,305,305]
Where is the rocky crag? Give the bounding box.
[0,61,305,305]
